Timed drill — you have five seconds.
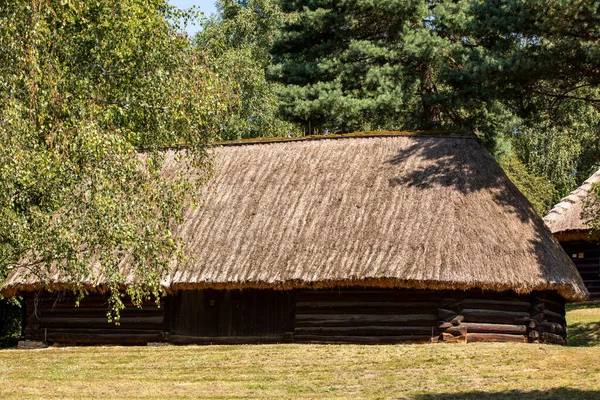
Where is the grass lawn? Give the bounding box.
[1,303,599,399]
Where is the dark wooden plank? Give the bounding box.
[295,307,439,315]
[445,323,527,335]
[295,291,443,303]
[461,299,532,312]
[295,314,437,327]
[294,335,434,344]
[35,308,162,318]
[29,332,162,344]
[540,309,567,324]
[540,332,566,345]
[168,335,285,345]
[461,309,530,324]
[296,301,439,309]
[25,327,163,335]
[295,326,434,336]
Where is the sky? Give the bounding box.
[169,0,218,36]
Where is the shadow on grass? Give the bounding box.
[414,388,600,400]
[566,301,600,347]
[568,321,600,347]
[566,301,600,312]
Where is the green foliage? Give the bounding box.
[497,153,558,216]
[270,0,600,212]
[270,0,440,133]
[0,0,234,319]
[196,0,301,139]
[436,0,600,202]
[0,297,21,348]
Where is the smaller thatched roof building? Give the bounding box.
[544,169,600,240]
[544,169,600,299]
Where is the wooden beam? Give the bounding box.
[294,335,433,344]
[295,326,435,336]
[466,333,527,343]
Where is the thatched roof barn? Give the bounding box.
[2,132,588,345]
[544,169,600,240]
[544,169,600,299]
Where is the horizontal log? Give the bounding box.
[295,314,437,327]
[295,293,443,303]
[294,335,434,344]
[446,323,527,335]
[532,303,545,313]
[452,291,526,302]
[531,312,566,325]
[294,307,438,315]
[25,328,163,336]
[542,309,567,324]
[26,297,161,309]
[31,316,164,330]
[438,321,453,330]
[443,325,467,336]
[168,335,285,345]
[534,295,565,310]
[528,330,540,341]
[439,298,461,307]
[28,332,162,345]
[540,332,566,345]
[461,299,532,312]
[439,332,467,343]
[438,309,457,320]
[31,308,163,318]
[296,301,439,309]
[295,301,438,314]
[539,321,566,335]
[466,333,527,343]
[462,309,530,324]
[35,316,163,324]
[295,326,435,336]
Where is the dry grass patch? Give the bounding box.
[0,303,599,400]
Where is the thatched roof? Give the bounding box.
[544,169,600,238]
[2,133,588,301]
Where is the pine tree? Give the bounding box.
[269,0,447,134]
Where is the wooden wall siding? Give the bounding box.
[21,288,568,345]
[294,289,441,344]
[168,289,295,343]
[23,292,164,345]
[295,289,567,345]
[560,241,600,299]
[437,291,566,345]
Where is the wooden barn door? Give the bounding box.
[168,289,295,343]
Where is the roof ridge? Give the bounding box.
[216,130,475,147]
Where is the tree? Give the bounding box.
[269,0,448,134]
[270,0,600,213]
[0,0,235,319]
[196,0,301,139]
[435,0,600,203]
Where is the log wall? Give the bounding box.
[23,292,164,345]
[22,288,568,345]
[436,290,566,345]
[294,289,440,344]
[559,241,600,299]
